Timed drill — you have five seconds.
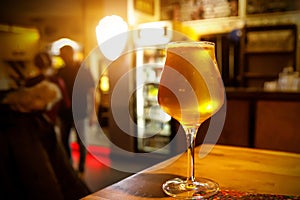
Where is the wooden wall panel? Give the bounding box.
[255,101,300,153]
[218,100,250,147]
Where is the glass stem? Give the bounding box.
[184,126,199,185]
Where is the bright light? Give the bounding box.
[96,15,128,61]
[51,38,81,55]
[100,75,110,92]
[199,101,219,114]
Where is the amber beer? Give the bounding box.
[158,42,224,126]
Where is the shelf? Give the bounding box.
[239,23,297,88]
[144,129,171,137]
[244,50,294,55]
[243,73,278,79]
[244,24,297,32]
[141,146,169,154]
[143,117,169,123]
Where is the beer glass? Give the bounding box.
[158,41,224,199]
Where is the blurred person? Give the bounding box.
[0,52,90,200]
[57,45,95,177]
[33,52,71,124]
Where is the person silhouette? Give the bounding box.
[57,45,95,177]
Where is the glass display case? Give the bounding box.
[134,47,173,153]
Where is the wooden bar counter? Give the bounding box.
[82,145,300,199]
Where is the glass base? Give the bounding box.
[162,177,219,199]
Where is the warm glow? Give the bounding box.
[96,15,128,61]
[99,75,110,92]
[52,56,64,69]
[0,24,40,60]
[0,24,39,38]
[51,38,81,55]
[127,0,136,26]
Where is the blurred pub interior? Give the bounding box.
[0,0,300,192]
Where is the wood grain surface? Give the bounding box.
[82,145,300,199]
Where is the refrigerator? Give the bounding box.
[106,22,187,160]
[132,21,179,154]
[134,46,173,154]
